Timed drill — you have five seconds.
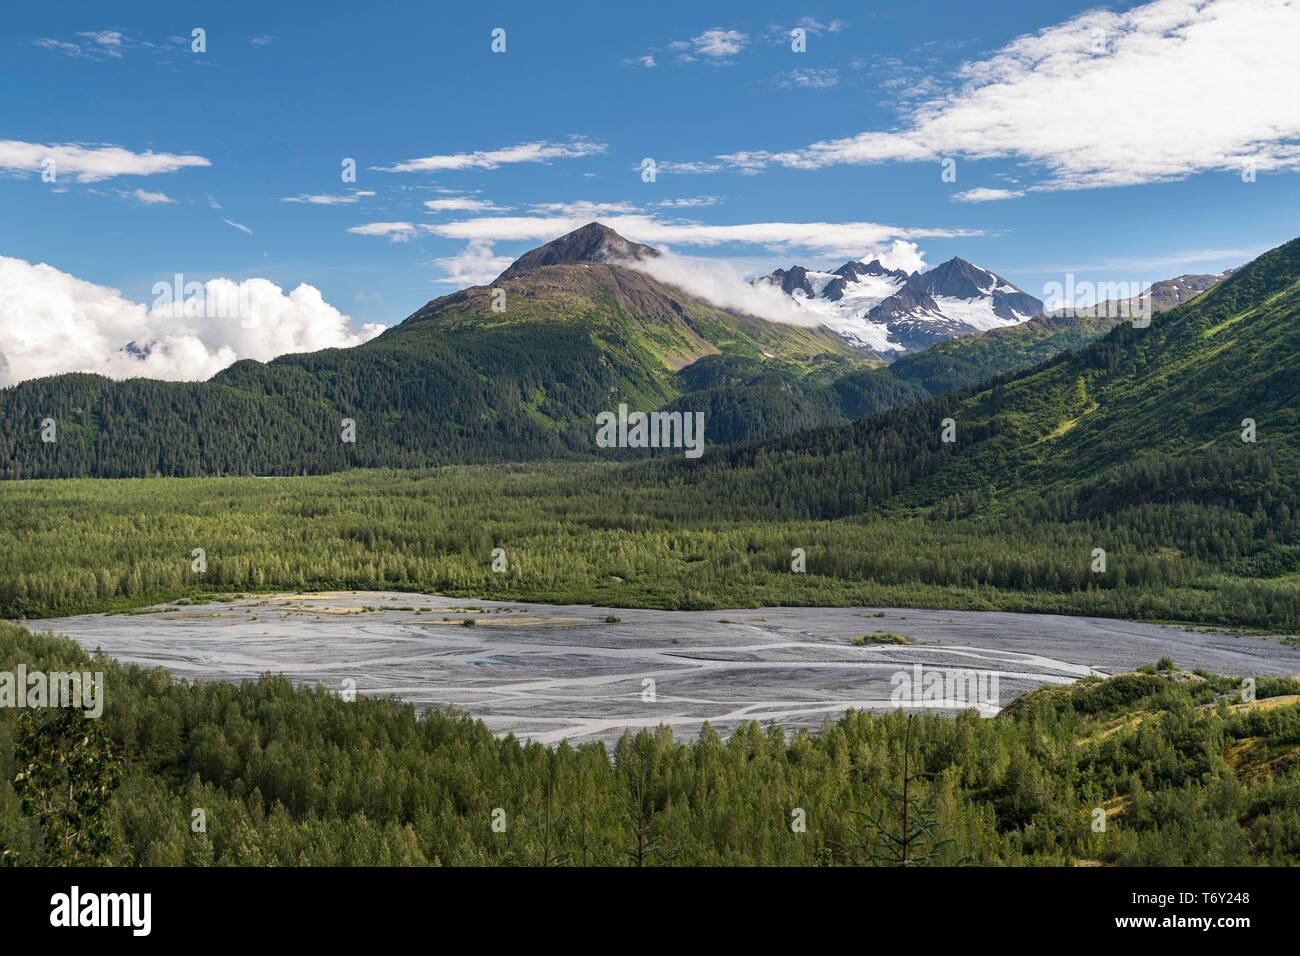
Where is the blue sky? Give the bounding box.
[2,0,1298,382]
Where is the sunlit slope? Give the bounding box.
[680,236,1300,520]
[0,255,864,477]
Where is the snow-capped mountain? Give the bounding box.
[756,256,1044,358]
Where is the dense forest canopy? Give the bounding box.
[1,459,1297,631]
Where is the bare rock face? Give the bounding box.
[494,222,660,283]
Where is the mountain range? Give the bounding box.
[677,234,1300,558]
[757,255,1045,357]
[0,222,1239,479]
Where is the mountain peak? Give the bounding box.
[919,256,995,288]
[833,258,912,283]
[495,222,659,283]
[753,251,1044,355]
[908,257,1043,324]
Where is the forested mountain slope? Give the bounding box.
[0,226,863,478]
[0,222,1225,478]
[829,307,1129,417]
[666,236,1300,559]
[0,241,1291,628]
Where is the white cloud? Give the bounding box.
[657,196,722,208]
[641,27,749,68]
[655,160,726,175]
[251,35,274,45]
[0,257,385,386]
[703,0,1300,191]
[376,137,606,173]
[349,211,953,309]
[414,214,974,258]
[423,197,509,213]
[771,18,849,41]
[527,201,640,217]
[78,31,123,46]
[130,188,176,204]
[776,68,839,90]
[628,251,817,326]
[623,242,925,329]
[346,221,422,242]
[35,29,154,60]
[0,140,210,183]
[951,187,1025,203]
[282,193,366,205]
[431,240,515,286]
[690,29,748,58]
[34,38,87,58]
[852,239,930,275]
[222,218,254,235]
[712,152,774,175]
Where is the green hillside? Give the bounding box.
[0,251,863,478]
[672,236,1300,524]
[2,237,1290,629]
[0,220,1153,479]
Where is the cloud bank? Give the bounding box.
[349,208,963,286]
[0,257,385,386]
[354,213,971,257]
[620,241,928,329]
[697,0,1300,191]
[623,251,818,327]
